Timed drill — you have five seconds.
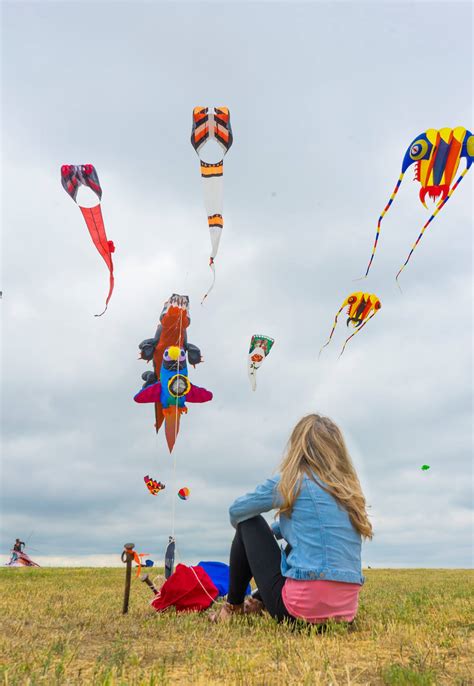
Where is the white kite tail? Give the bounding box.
[200,160,224,303]
[248,365,257,391]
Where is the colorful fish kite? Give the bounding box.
[248,335,274,391]
[144,475,166,495]
[320,292,381,357]
[135,294,213,452]
[178,487,190,500]
[61,164,115,315]
[364,127,473,281]
[191,107,233,302]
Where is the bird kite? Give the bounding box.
[144,475,166,495]
[135,294,213,452]
[320,292,381,357]
[364,127,473,281]
[248,335,274,391]
[60,164,115,315]
[421,465,431,471]
[191,106,233,302]
[178,487,190,500]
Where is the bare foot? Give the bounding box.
[209,602,244,623]
[244,597,264,615]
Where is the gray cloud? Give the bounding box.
[1,1,472,568]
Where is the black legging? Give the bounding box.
[227,515,294,622]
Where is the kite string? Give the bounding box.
[174,542,217,605]
[171,309,184,540]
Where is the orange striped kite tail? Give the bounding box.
[338,311,377,358]
[319,305,345,357]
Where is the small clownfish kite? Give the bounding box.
[320,292,381,358]
[363,127,473,282]
[60,164,115,316]
[191,107,233,302]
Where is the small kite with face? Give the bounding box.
[248,335,275,391]
[320,292,381,357]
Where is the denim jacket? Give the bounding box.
[229,473,364,585]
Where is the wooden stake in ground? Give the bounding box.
[121,543,135,614]
[140,573,159,595]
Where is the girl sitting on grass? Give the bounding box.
[211,414,372,624]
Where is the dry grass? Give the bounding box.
[0,568,472,685]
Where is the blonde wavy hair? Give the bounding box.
[277,414,373,539]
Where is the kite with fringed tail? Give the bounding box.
[320,292,381,357]
[134,294,213,453]
[61,164,115,316]
[191,106,233,302]
[363,127,473,281]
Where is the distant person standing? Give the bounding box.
[13,539,25,553]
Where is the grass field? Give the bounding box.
[0,568,472,685]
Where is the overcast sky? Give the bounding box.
[1,0,472,568]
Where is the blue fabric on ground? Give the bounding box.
[197,560,251,597]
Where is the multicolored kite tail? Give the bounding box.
[338,311,378,358]
[395,166,470,282]
[318,304,346,357]
[364,173,405,277]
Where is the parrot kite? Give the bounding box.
[134,294,212,453]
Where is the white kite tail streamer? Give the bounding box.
[201,258,216,304]
[200,160,224,303]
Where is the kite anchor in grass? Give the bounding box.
[135,294,213,453]
[191,107,233,302]
[320,292,381,357]
[61,164,115,316]
[363,127,473,282]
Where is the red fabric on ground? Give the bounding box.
[151,564,218,613]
